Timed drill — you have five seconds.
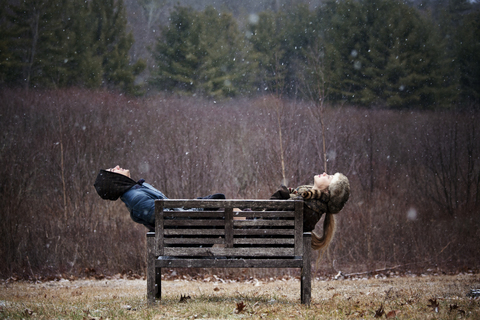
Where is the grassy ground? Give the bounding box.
[1,273,479,319]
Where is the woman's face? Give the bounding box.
[313,172,333,191]
[108,165,131,178]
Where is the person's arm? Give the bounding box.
[269,185,291,200]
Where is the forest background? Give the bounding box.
[0,0,479,279]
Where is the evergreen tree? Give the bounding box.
[196,7,255,97]
[88,0,146,94]
[4,0,68,89]
[150,6,253,97]
[247,10,288,96]
[314,0,448,108]
[62,0,103,88]
[0,0,14,84]
[455,10,480,103]
[150,6,202,93]
[2,0,145,94]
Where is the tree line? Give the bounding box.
[1,0,479,107]
[0,0,146,94]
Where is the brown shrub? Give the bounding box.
[0,88,478,278]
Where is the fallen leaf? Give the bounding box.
[213,287,220,291]
[23,308,34,317]
[450,304,459,311]
[450,304,466,316]
[235,301,246,313]
[72,290,83,296]
[427,298,439,312]
[386,310,401,318]
[374,304,385,318]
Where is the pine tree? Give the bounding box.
[150,5,254,97]
[247,10,288,96]
[88,0,145,94]
[0,0,14,84]
[455,10,480,103]
[150,6,202,93]
[316,0,447,108]
[62,0,103,88]
[196,7,253,97]
[4,0,68,89]
[3,0,144,94]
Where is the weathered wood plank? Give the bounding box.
[233,211,295,218]
[164,237,294,246]
[233,238,295,245]
[233,220,295,227]
[164,238,225,245]
[146,233,156,304]
[233,229,294,236]
[164,220,226,227]
[294,200,304,256]
[155,202,165,256]
[163,211,225,218]
[225,208,234,248]
[157,199,297,210]
[155,258,303,268]
[164,238,294,246]
[164,229,225,236]
[301,233,312,305]
[164,247,294,257]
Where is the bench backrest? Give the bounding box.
[154,199,304,259]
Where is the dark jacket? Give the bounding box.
[270,185,329,232]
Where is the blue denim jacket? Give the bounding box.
[120,182,170,231]
[120,182,204,231]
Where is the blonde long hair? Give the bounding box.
[311,212,336,265]
[310,172,349,264]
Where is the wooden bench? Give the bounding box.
[146,199,312,305]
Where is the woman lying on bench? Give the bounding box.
[94,165,350,254]
[269,172,350,255]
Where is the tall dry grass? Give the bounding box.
[0,88,478,279]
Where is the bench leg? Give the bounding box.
[147,235,156,304]
[155,267,162,299]
[301,233,312,305]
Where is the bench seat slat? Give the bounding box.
[155,258,303,268]
[165,229,225,236]
[164,247,294,257]
[162,199,296,210]
[233,229,294,236]
[233,220,294,227]
[163,211,226,218]
[164,220,225,227]
[164,238,294,246]
[164,238,225,245]
[234,238,294,245]
[164,229,295,236]
[164,219,295,228]
[164,211,295,219]
[233,211,295,218]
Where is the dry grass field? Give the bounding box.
[1,273,479,319]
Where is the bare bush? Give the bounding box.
[0,88,478,279]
